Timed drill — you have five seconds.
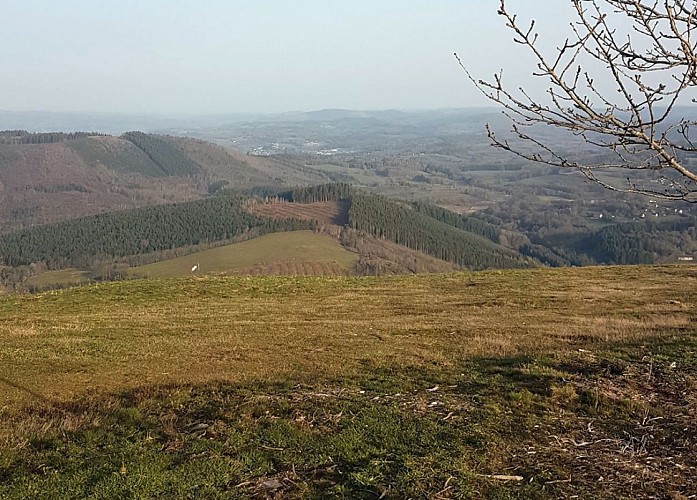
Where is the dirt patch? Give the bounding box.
[249,200,350,227]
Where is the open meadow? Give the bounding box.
[128,231,358,278]
[0,266,695,498]
[22,268,90,290]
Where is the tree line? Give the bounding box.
[408,201,500,243]
[347,192,531,270]
[269,183,520,269]
[0,192,313,268]
[580,219,697,265]
[0,130,103,144]
[121,132,201,177]
[0,182,534,280]
[278,183,354,203]
[275,182,502,244]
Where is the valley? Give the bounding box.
[0,114,695,498]
[4,0,697,497]
[1,111,695,295]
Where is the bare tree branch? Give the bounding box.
[456,0,697,202]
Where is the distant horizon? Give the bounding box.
[0,106,508,134]
[0,106,504,118]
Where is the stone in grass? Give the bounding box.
[262,479,284,491]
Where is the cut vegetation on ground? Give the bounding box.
[1,265,695,498]
[249,200,350,227]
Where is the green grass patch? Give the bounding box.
[22,268,90,290]
[0,265,696,497]
[129,231,358,278]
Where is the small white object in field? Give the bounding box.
[478,474,524,481]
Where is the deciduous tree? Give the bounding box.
[458,0,697,201]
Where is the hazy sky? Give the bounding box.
[1,1,580,115]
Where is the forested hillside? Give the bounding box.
[121,132,200,177]
[3,177,693,293]
[579,219,697,264]
[0,131,273,231]
[0,183,534,290]
[0,130,103,144]
[348,193,530,270]
[0,192,312,268]
[267,183,530,270]
[409,201,500,243]
[2,111,695,271]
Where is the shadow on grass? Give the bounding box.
[3,332,695,499]
[1,378,471,498]
[461,354,558,397]
[0,376,52,403]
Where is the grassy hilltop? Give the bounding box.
[0,266,696,498]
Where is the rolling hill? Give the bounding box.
[0,184,532,291]
[0,131,273,231]
[0,123,694,497]
[2,125,693,274]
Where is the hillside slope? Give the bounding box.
[248,200,459,273]
[0,266,695,498]
[267,184,532,270]
[0,185,526,290]
[0,132,271,231]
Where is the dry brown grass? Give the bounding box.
[0,265,696,498]
[1,265,694,409]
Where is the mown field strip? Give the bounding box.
[129,230,358,278]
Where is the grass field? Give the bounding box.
[22,268,90,290]
[0,266,695,498]
[129,230,358,278]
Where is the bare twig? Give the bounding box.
[457,0,697,201]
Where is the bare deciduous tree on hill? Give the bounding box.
[457,0,697,202]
